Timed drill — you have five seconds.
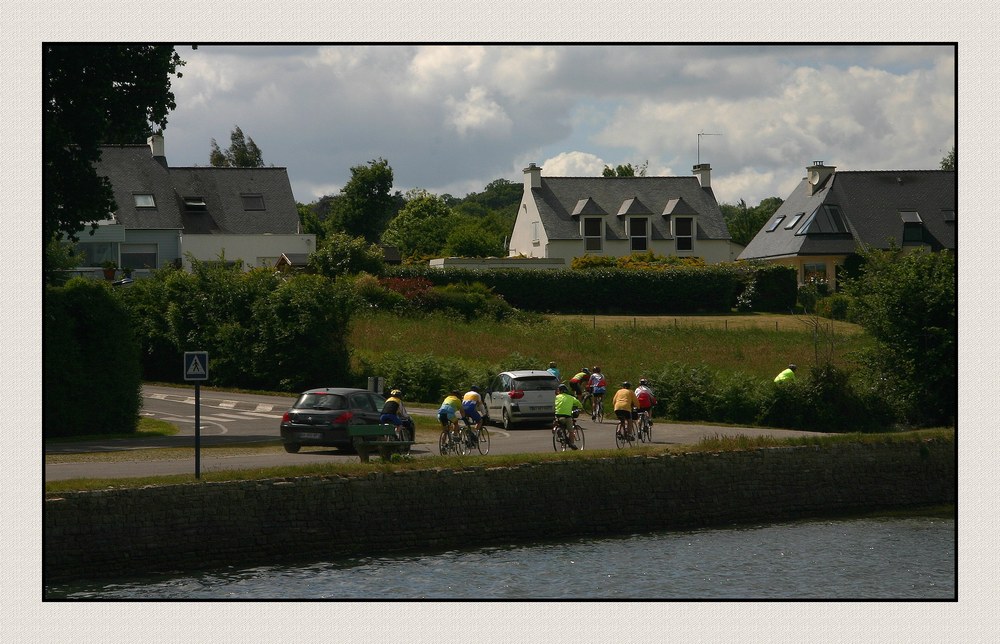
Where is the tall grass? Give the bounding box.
[350,311,871,383]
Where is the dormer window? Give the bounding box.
[583,217,603,251]
[133,194,156,208]
[184,196,207,212]
[628,217,648,252]
[674,216,694,252]
[900,210,923,242]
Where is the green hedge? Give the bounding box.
[44,278,142,437]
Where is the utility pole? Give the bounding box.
[697,130,721,165]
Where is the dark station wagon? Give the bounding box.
[279,387,387,453]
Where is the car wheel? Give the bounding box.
[502,408,513,431]
[283,442,301,454]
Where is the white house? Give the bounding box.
[508,162,739,266]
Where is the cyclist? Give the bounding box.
[462,385,489,444]
[568,367,590,398]
[774,363,797,383]
[587,366,607,420]
[380,389,411,439]
[612,381,640,440]
[634,378,657,426]
[547,361,561,381]
[553,383,583,449]
[437,389,466,432]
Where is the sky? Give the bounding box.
[162,44,955,207]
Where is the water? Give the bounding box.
[46,513,954,600]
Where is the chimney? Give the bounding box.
[807,161,835,195]
[692,163,711,189]
[148,134,165,159]
[523,162,542,190]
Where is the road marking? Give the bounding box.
[219,401,237,409]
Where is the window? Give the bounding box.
[628,217,648,252]
[784,213,804,229]
[583,217,602,252]
[133,194,156,208]
[531,221,540,243]
[674,217,694,252]
[797,204,849,235]
[900,210,923,243]
[241,193,265,210]
[942,209,955,222]
[120,244,157,270]
[803,262,827,284]
[183,196,207,211]
[766,215,785,232]
[75,242,116,267]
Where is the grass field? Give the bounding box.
[350,311,871,382]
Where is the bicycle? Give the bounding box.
[637,409,652,443]
[591,393,605,424]
[615,412,636,449]
[464,417,491,455]
[438,420,469,456]
[552,409,585,452]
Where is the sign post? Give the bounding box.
[183,351,209,479]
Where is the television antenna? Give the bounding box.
[697,131,722,165]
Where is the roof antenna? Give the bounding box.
[697,130,721,165]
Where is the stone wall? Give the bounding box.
[44,439,955,583]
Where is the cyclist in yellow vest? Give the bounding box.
[554,383,583,449]
[774,364,797,383]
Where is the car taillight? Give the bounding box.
[332,411,354,424]
[510,390,524,399]
[281,412,290,422]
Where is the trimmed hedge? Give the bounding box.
[387,263,796,314]
[44,278,142,437]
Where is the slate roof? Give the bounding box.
[530,176,730,242]
[739,170,956,260]
[94,145,300,234]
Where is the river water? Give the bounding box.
[46,511,954,600]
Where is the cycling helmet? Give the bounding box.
[639,378,648,386]
[390,389,403,397]
[582,367,591,374]
[558,384,569,392]
[788,364,797,371]
[451,390,460,396]
[549,361,557,368]
[593,366,601,373]
[470,385,480,392]
[622,381,631,389]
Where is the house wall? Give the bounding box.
[180,234,316,270]
[508,199,548,258]
[123,229,182,269]
[430,257,565,270]
[772,255,845,290]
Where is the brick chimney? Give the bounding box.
[692,163,711,189]
[523,162,542,190]
[807,161,835,195]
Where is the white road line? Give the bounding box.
[211,413,252,421]
[254,404,274,412]
[218,401,238,409]
[240,411,283,419]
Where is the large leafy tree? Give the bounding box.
[940,145,955,171]
[44,45,187,258]
[381,192,455,259]
[209,125,265,167]
[721,197,783,246]
[337,158,396,243]
[602,161,648,177]
[845,246,956,426]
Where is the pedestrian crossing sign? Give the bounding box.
[184,351,209,381]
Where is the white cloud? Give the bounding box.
[445,86,513,138]
[540,151,607,177]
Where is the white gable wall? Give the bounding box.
[508,197,549,258]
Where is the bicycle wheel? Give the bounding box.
[639,415,650,443]
[552,426,565,452]
[438,429,450,455]
[581,394,593,414]
[453,431,469,456]
[615,421,626,449]
[595,400,604,424]
[574,425,585,451]
[476,427,491,455]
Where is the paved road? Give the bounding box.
[44,385,828,482]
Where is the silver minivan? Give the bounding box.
[484,370,559,429]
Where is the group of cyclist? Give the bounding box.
[548,362,658,446]
[379,386,488,446]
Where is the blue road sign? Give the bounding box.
[184,351,209,381]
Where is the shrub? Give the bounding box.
[815,292,854,321]
[44,278,142,437]
[308,232,385,278]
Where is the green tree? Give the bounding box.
[209,125,265,167]
[43,44,187,280]
[721,197,783,246]
[381,192,455,258]
[602,161,648,177]
[308,232,385,278]
[844,247,956,426]
[940,145,955,171]
[338,158,396,243]
[446,220,505,257]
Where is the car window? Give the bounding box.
[294,393,346,410]
[350,393,376,412]
[501,374,512,391]
[368,393,386,410]
[513,376,558,391]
